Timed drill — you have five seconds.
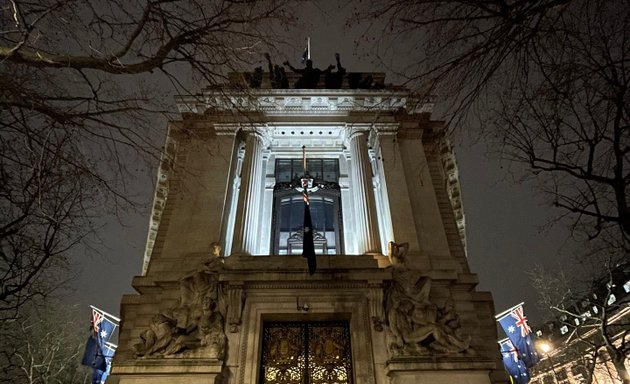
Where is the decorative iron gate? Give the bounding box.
[259,321,353,384]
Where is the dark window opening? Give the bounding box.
[275,159,339,183]
[272,159,343,255]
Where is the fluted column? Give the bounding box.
[349,129,381,254]
[231,131,265,255]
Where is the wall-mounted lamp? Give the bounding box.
[296,297,310,312]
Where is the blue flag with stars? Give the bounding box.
[96,316,116,346]
[98,343,116,384]
[499,338,530,384]
[497,303,540,368]
[82,307,119,383]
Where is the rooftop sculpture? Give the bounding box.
[245,53,384,90]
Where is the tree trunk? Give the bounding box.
[609,349,630,384]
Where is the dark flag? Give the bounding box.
[82,334,107,372]
[497,303,540,368]
[302,187,316,275]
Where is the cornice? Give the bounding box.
[176,89,434,117]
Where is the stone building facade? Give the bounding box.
[111,72,503,384]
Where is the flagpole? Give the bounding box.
[494,302,524,320]
[90,305,121,322]
[302,145,307,177]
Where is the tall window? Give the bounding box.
[260,321,353,384]
[272,159,343,255]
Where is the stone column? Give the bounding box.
[231,131,265,255]
[221,141,245,256]
[348,129,381,254]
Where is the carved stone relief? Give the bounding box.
[134,244,228,358]
[226,284,244,333]
[385,242,473,356]
[368,285,384,331]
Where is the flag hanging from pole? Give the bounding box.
[81,334,107,372]
[99,342,117,384]
[302,178,316,275]
[499,338,531,384]
[496,303,540,368]
[92,307,117,345]
[82,306,120,383]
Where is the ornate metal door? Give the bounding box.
[259,321,353,384]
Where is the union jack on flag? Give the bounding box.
[92,309,103,333]
[511,305,532,337]
[497,303,540,368]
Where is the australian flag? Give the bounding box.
[82,334,107,372]
[302,179,316,275]
[82,308,118,383]
[98,343,116,384]
[499,338,530,384]
[497,303,540,368]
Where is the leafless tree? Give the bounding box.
[0,0,296,320]
[0,125,98,321]
[354,0,629,250]
[529,260,630,384]
[0,302,92,383]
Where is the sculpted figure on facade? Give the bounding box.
[385,242,472,356]
[265,53,289,89]
[324,53,346,89]
[134,244,227,358]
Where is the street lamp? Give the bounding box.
[537,340,559,383]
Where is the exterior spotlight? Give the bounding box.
[538,341,552,354]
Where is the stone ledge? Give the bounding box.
[386,357,496,372]
[112,358,223,375]
[224,254,381,270]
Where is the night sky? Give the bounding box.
[67,1,573,332]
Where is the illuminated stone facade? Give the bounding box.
[111,73,503,384]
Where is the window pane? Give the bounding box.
[307,159,322,180]
[275,159,293,182]
[322,159,339,182]
[289,197,304,231]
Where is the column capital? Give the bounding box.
[373,123,399,136]
[344,124,371,145]
[240,124,272,147]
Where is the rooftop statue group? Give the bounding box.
[245,53,383,90]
